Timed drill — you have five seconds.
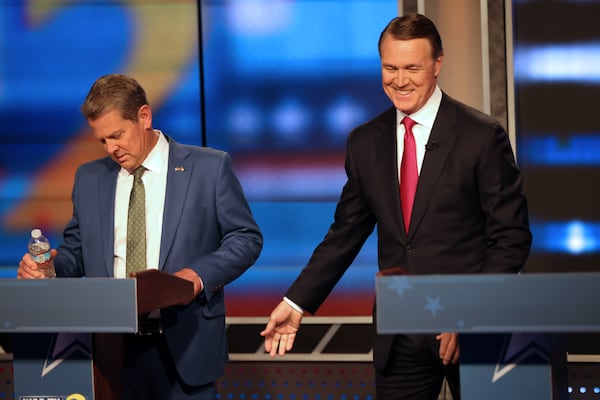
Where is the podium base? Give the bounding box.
[460,333,568,400]
[13,333,94,399]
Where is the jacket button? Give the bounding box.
[406,245,412,253]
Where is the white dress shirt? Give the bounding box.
[395,85,443,179]
[113,131,169,278]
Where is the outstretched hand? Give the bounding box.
[260,300,303,356]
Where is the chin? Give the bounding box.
[391,98,414,112]
[395,105,415,115]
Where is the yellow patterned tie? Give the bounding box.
[126,167,147,276]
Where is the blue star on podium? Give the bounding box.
[384,276,413,298]
[424,296,444,317]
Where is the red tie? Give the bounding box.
[400,117,418,233]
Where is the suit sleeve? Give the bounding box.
[191,152,263,300]
[477,123,532,272]
[284,132,377,314]
[54,167,85,277]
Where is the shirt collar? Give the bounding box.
[395,85,443,129]
[119,130,168,176]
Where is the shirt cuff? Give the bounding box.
[283,296,304,314]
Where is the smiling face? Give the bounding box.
[380,35,443,115]
[88,104,157,172]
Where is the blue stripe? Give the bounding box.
[520,134,600,166]
[531,221,600,254]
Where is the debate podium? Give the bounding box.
[0,270,194,399]
[376,273,600,400]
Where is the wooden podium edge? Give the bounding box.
[93,270,195,399]
[133,269,195,315]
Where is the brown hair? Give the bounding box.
[378,13,443,59]
[80,74,149,122]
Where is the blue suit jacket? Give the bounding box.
[55,136,263,386]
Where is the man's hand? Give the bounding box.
[260,300,303,356]
[174,268,203,297]
[436,332,460,365]
[17,249,57,279]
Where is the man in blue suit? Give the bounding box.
[18,74,263,399]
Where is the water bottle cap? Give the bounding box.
[31,228,42,238]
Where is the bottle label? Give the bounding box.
[32,251,52,264]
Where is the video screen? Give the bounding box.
[0,1,202,269]
[513,0,600,272]
[0,0,397,316]
[200,1,397,315]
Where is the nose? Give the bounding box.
[105,140,119,155]
[395,69,409,85]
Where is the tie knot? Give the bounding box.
[132,166,146,180]
[402,116,416,132]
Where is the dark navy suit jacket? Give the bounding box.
[55,136,263,386]
[285,93,532,371]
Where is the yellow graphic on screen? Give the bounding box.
[4,0,199,231]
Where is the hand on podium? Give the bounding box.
[173,267,203,299]
[131,269,196,314]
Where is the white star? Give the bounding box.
[492,333,551,383]
[424,296,444,316]
[41,333,92,377]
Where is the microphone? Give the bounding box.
[425,141,439,151]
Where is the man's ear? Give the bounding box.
[138,104,152,130]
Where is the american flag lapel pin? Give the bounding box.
[174,166,185,172]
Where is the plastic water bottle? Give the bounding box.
[28,228,56,278]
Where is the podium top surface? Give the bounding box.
[0,278,137,333]
[376,272,600,334]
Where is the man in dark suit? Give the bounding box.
[18,74,263,399]
[260,14,531,400]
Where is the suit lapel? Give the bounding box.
[159,137,192,269]
[409,94,459,236]
[99,161,119,276]
[374,108,406,233]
